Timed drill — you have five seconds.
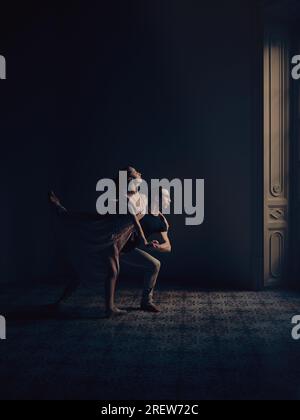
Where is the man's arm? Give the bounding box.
[152,231,172,253]
[159,212,170,230]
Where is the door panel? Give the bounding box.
[264,26,290,286]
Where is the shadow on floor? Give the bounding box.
[3,304,106,322]
[3,304,144,323]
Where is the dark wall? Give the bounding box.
[0,0,261,288]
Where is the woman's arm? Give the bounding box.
[152,231,172,253]
[132,214,149,246]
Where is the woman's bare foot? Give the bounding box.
[106,307,128,318]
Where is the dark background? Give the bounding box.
[0,0,261,289]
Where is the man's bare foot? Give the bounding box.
[141,302,160,313]
[106,307,128,318]
[49,191,61,207]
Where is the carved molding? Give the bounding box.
[264,26,290,284]
[269,231,284,278]
[269,208,285,221]
[268,38,287,199]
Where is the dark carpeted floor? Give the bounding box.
[1,283,300,400]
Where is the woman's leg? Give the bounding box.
[105,255,127,317]
[49,191,102,221]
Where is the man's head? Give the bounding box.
[161,188,172,210]
[151,187,171,212]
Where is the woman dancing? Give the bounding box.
[50,167,152,318]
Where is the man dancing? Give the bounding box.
[49,168,171,316]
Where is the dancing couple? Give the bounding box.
[50,167,172,318]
